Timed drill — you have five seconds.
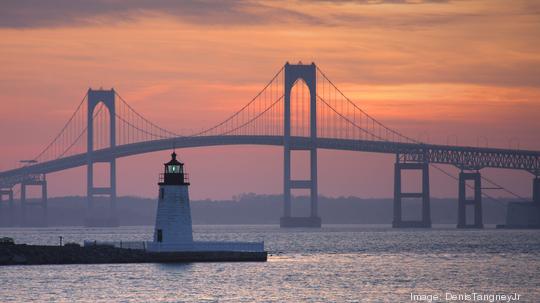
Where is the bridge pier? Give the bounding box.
[281,146,321,228]
[20,175,47,227]
[457,171,483,228]
[86,159,117,227]
[533,176,540,204]
[392,156,431,228]
[0,187,14,226]
[280,62,321,228]
[85,89,118,227]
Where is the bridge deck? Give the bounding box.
[1,136,539,186]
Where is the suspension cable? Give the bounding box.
[316,66,419,143]
[317,95,387,141]
[57,103,106,158]
[115,93,179,138]
[431,164,521,206]
[32,93,88,161]
[189,66,285,137]
[480,174,528,201]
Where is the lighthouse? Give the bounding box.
[152,151,193,246]
[146,151,265,253]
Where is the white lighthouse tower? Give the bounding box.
[148,152,194,250]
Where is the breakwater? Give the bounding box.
[0,243,267,265]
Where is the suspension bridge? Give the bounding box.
[0,62,539,228]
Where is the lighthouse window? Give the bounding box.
[157,229,163,242]
[168,165,180,173]
[159,188,164,200]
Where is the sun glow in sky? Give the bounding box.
[1,0,539,199]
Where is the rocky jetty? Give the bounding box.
[0,243,267,266]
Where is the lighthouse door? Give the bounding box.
[157,229,163,242]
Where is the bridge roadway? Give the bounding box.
[1,135,539,186]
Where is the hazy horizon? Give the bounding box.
[4,192,525,201]
[0,194,513,227]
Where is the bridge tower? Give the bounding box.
[86,89,118,227]
[533,175,540,204]
[280,62,321,228]
[393,154,431,228]
[457,170,483,228]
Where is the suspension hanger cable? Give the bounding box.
[316,66,419,144]
[33,93,88,161]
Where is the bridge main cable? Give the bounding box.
[112,65,285,141]
[32,93,88,162]
[316,65,420,144]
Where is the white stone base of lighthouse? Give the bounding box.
[146,241,264,252]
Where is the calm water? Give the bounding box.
[0,225,539,302]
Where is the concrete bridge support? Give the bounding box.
[86,89,118,227]
[0,188,14,208]
[393,157,431,228]
[0,188,14,226]
[20,175,47,227]
[533,176,540,204]
[457,171,483,228]
[281,63,321,228]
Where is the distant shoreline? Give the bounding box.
[0,223,506,229]
[0,194,515,227]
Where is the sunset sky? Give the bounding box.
[1,0,539,201]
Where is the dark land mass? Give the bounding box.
[0,193,514,227]
[0,243,267,265]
